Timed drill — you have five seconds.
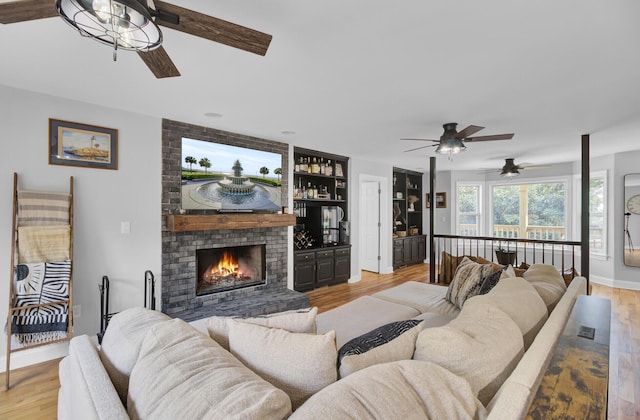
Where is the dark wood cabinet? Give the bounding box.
[392,167,425,270]
[293,147,350,291]
[393,235,426,269]
[293,246,351,292]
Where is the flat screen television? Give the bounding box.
[181,137,283,212]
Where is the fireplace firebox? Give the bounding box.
[196,244,266,296]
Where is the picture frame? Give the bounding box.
[49,119,118,170]
[426,192,447,208]
[335,163,344,177]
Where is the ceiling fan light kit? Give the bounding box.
[56,0,162,58]
[2,0,272,78]
[401,122,514,160]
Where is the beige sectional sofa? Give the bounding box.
[58,262,587,419]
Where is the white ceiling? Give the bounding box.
[2,0,640,172]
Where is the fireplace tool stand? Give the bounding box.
[97,270,157,343]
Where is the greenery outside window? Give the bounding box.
[491,180,567,240]
[457,183,482,236]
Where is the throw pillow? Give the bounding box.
[206,307,317,350]
[522,264,567,313]
[504,264,517,278]
[127,318,292,420]
[227,319,337,410]
[445,257,495,309]
[99,307,172,406]
[477,267,505,295]
[337,320,424,378]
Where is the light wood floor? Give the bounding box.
[0,264,638,419]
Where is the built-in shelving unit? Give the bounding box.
[293,147,350,291]
[392,167,426,269]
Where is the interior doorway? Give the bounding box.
[359,176,385,273]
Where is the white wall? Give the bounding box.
[0,85,162,370]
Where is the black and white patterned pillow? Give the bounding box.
[478,267,505,295]
[338,319,422,367]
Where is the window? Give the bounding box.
[491,180,567,240]
[457,183,482,236]
[571,171,607,257]
[589,175,606,255]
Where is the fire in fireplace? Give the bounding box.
[196,245,266,295]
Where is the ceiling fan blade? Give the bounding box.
[154,0,272,56]
[520,165,550,170]
[400,138,439,142]
[0,0,56,24]
[455,125,484,139]
[138,47,181,78]
[465,133,515,142]
[404,144,438,153]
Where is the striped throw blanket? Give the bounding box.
[17,190,71,226]
[18,225,71,264]
[11,260,71,345]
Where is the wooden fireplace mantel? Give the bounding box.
[165,213,296,232]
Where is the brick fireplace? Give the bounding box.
[161,119,309,321]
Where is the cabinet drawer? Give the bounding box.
[316,249,334,259]
[334,248,350,257]
[295,251,315,262]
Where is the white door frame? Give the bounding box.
[359,174,392,274]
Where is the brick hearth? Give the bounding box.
[161,119,309,321]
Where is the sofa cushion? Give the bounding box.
[205,307,317,350]
[228,319,337,410]
[412,311,455,327]
[522,264,567,313]
[289,360,487,420]
[316,295,421,348]
[99,307,171,405]
[127,318,291,420]
[470,276,548,350]
[371,281,459,317]
[337,320,424,378]
[413,299,524,405]
[445,257,495,309]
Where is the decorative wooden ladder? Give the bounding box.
[5,173,74,390]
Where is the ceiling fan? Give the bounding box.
[0,0,272,79]
[481,158,550,177]
[402,122,514,158]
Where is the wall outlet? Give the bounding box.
[73,304,81,318]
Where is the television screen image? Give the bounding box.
[181,137,283,212]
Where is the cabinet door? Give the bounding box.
[403,239,412,264]
[294,251,316,292]
[410,237,421,262]
[315,257,334,288]
[393,239,404,267]
[333,248,350,284]
[294,260,316,292]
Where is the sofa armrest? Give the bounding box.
[58,335,129,420]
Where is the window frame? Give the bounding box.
[455,181,483,236]
[486,175,572,240]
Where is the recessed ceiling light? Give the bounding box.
[204,112,223,118]
[281,130,296,135]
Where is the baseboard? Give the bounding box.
[381,265,394,275]
[348,273,362,283]
[0,341,69,373]
[590,275,640,291]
